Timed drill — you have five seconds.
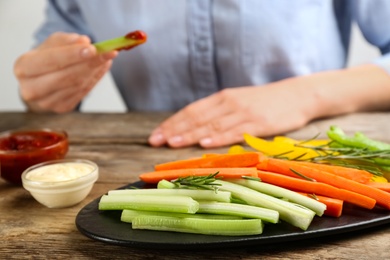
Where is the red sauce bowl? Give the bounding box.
[0,129,69,185]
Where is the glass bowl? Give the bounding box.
[21,159,99,208]
[0,128,69,185]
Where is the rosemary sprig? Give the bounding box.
[290,168,316,182]
[272,150,295,159]
[292,142,390,176]
[290,152,308,161]
[308,194,319,201]
[242,176,261,182]
[171,172,222,191]
[299,133,322,144]
[298,143,390,158]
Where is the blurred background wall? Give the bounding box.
[0,0,380,112]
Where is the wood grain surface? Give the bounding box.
[1,112,390,259]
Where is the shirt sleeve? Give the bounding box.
[350,0,390,74]
[34,0,93,46]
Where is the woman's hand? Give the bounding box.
[148,64,390,149]
[14,32,117,113]
[149,78,317,148]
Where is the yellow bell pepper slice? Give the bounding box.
[371,175,388,183]
[243,133,329,160]
[273,136,329,147]
[228,145,248,154]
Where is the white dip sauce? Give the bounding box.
[26,162,94,182]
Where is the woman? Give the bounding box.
[14,0,390,148]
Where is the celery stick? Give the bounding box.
[231,179,326,216]
[215,180,315,230]
[98,194,199,213]
[157,179,176,189]
[132,215,263,236]
[93,30,147,53]
[197,201,279,224]
[121,209,242,223]
[108,188,231,203]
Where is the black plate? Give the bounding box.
[76,181,390,249]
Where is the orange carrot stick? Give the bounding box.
[256,170,375,209]
[258,157,390,210]
[297,192,344,218]
[293,161,373,184]
[140,167,258,184]
[202,153,220,158]
[154,153,260,171]
[366,182,390,193]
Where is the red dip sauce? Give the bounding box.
[0,129,68,185]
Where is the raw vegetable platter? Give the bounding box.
[76,181,390,249]
[76,126,390,249]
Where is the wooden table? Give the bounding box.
[1,111,390,259]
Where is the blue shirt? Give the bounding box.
[35,0,390,111]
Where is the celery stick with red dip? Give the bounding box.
[93,30,147,53]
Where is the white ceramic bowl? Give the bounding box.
[21,159,99,208]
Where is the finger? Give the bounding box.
[37,32,90,50]
[166,111,246,148]
[60,60,113,113]
[200,122,259,148]
[20,53,115,102]
[28,61,112,113]
[53,61,112,113]
[159,92,227,134]
[27,84,81,113]
[77,59,113,99]
[157,91,239,143]
[14,43,97,78]
[149,91,233,147]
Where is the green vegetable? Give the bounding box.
[98,194,199,213]
[293,126,390,176]
[131,215,264,236]
[197,201,279,223]
[93,30,147,53]
[121,209,242,223]
[327,125,390,151]
[100,175,323,235]
[157,179,176,189]
[108,188,232,203]
[214,180,316,230]
[170,172,222,191]
[230,179,326,216]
